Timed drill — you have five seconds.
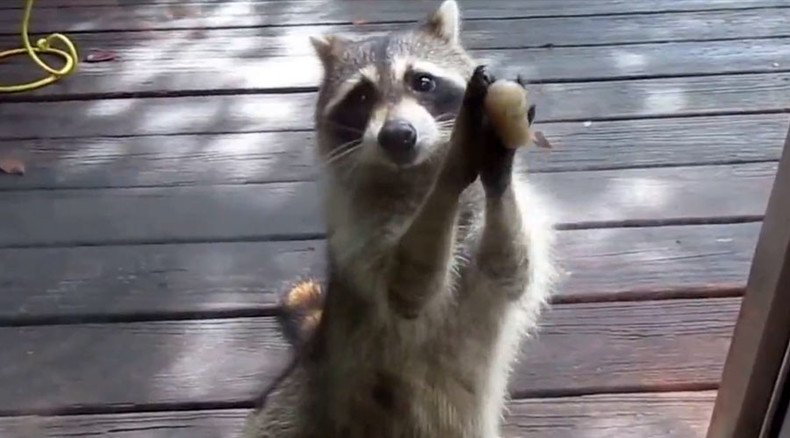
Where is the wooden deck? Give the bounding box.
[0,0,788,436]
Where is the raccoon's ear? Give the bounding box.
[421,0,461,44]
[310,35,347,69]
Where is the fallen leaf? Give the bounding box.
[0,158,25,175]
[532,131,554,149]
[84,49,118,63]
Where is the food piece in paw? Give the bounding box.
[484,79,534,149]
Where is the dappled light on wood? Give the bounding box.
[644,87,689,113]
[610,176,671,215]
[85,98,135,117]
[161,318,291,401]
[612,51,648,71]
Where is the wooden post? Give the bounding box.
[707,121,790,438]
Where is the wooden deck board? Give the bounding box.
[2,73,789,136]
[0,114,786,190]
[504,391,716,438]
[0,222,758,322]
[0,298,739,414]
[2,8,788,52]
[0,391,717,438]
[4,0,787,32]
[2,36,789,96]
[0,162,775,247]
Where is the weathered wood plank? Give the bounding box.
[511,298,740,396]
[0,162,775,247]
[0,239,326,321]
[0,130,318,189]
[0,298,739,414]
[1,73,788,137]
[2,37,788,96]
[0,317,291,414]
[0,223,758,321]
[0,114,785,190]
[0,391,717,438]
[0,409,252,438]
[504,391,716,438]
[3,0,787,32]
[558,222,758,301]
[2,6,789,49]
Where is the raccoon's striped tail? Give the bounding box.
[278,280,324,347]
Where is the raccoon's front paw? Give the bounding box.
[441,65,496,191]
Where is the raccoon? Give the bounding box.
[243,1,556,437]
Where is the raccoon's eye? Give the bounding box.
[411,73,436,93]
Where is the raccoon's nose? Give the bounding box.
[378,120,418,164]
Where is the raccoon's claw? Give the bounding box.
[464,65,496,105]
[473,65,496,87]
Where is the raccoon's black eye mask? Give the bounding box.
[327,79,378,144]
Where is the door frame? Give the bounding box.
[707,122,790,438]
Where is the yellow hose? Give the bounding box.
[0,0,78,93]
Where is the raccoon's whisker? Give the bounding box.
[435,113,456,123]
[319,144,360,170]
[324,138,363,159]
[325,141,363,166]
[437,124,455,133]
[323,120,365,135]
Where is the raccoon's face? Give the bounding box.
[311,0,474,175]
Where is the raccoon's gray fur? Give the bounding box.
[243,1,556,436]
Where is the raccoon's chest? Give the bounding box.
[308,319,482,436]
[310,365,480,438]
